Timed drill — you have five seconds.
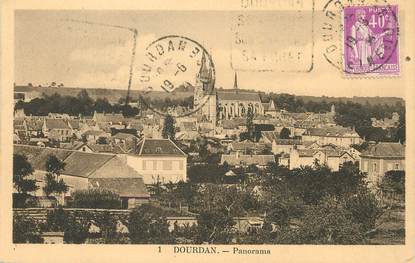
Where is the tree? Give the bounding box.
[265,202,289,228]
[43,155,68,197]
[279,127,291,139]
[162,114,175,139]
[93,98,113,113]
[77,89,94,115]
[13,154,38,194]
[276,197,366,244]
[380,170,405,194]
[44,208,90,243]
[246,107,254,141]
[191,184,246,217]
[13,215,43,243]
[344,189,382,233]
[93,211,119,243]
[129,204,172,244]
[196,210,235,244]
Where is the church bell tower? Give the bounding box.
[194,52,216,126]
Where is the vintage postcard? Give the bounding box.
[0,0,414,262]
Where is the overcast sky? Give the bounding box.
[15,10,405,98]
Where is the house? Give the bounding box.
[289,148,355,171]
[14,119,28,140]
[359,142,405,186]
[93,111,124,125]
[68,119,82,138]
[125,138,188,184]
[260,131,280,144]
[14,145,150,208]
[371,112,400,130]
[227,140,269,154]
[42,119,73,142]
[218,118,247,137]
[262,100,278,117]
[112,132,138,144]
[221,151,275,168]
[271,139,302,154]
[48,113,70,119]
[278,153,290,167]
[82,130,110,143]
[302,126,362,147]
[26,119,44,137]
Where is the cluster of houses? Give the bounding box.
[13,98,405,208]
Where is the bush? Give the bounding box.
[380,170,405,194]
[70,189,121,209]
[13,215,43,243]
[129,204,172,244]
[13,193,30,208]
[43,207,90,244]
[278,197,365,244]
[344,189,382,232]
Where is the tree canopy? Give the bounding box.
[13,154,38,194]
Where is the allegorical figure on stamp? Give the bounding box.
[350,8,392,66]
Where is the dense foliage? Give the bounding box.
[162,114,176,139]
[380,170,405,194]
[13,215,43,243]
[265,93,405,143]
[43,207,90,243]
[129,204,172,244]
[13,154,38,194]
[15,90,139,117]
[70,189,122,209]
[43,155,68,197]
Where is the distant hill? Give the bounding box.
[15,85,404,106]
[295,95,404,106]
[14,85,193,104]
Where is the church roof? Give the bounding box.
[217,90,261,102]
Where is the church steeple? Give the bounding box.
[233,72,238,92]
[198,52,211,83]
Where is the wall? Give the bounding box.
[126,155,187,184]
[360,157,405,185]
[13,209,264,234]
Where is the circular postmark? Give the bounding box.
[321,0,399,76]
[137,35,215,117]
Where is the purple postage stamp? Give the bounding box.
[343,5,399,76]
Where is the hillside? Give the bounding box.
[15,85,404,106]
[14,85,193,104]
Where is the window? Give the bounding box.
[373,163,377,172]
[163,160,172,170]
[395,163,400,170]
[144,160,154,170]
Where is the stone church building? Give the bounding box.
[193,53,276,125]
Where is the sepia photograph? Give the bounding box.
[1,0,414,262]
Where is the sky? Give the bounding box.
[15,10,406,98]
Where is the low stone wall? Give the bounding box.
[14,208,131,223]
[14,208,263,233]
